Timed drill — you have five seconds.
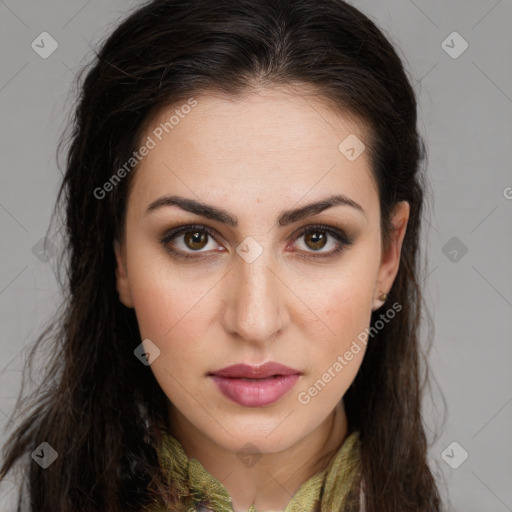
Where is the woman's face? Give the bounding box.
[114,86,409,454]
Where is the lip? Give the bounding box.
[208,362,302,407]
[209,362,301,379]
[210,374,301,407]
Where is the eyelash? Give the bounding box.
[159,223,353,262]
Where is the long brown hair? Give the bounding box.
[0,0,445,510]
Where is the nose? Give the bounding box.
[222,248,286,344]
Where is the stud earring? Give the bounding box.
[378,293,387,302]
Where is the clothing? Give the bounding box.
[147,429,363,512]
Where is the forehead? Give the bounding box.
[128,87,379,222]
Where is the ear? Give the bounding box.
[114,239,134,308]
[372,201,410,311]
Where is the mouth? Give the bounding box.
[208,362,302,407]
[208,363,302,407]
[208,361,302,379]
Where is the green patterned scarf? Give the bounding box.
[146,429,362,512]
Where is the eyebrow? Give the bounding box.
[145,193,366,226]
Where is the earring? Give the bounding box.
[378,293,387,302]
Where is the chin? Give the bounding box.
[214,419,305,454]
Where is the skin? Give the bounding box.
[114,85,409,512]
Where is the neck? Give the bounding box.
[167,401,348,512]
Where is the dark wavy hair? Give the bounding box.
[0,0,446,510]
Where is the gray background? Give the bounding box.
[1,1,511,511]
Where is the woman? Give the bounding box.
[0,0,444,510]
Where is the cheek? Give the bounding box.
[128,264,213,404]
[301,235,380,327]
[313,267,374,336]
[126,253,210,355]
[299,272,374,395]
[126,257,239,400]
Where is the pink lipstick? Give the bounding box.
[208,362,302,407]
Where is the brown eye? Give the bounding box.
[160,224,221,261]
[183,230,209,250]
[303,230,328,251]
[293,224,353,259]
